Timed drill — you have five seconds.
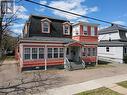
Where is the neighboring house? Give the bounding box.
[98,24,127,63]
[16,15,99,70]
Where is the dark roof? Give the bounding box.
[30,14,68,22]
[99,24,127,34]
[20,37,75,43]
[27,14,72,38]
[99,40,127,47]
[20,37,98,45]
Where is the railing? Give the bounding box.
[65,57,72,70]
[79,57,86,69]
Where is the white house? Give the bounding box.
[98,24,127,63]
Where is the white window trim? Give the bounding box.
[63,24,70,35]
[41,21,50,33]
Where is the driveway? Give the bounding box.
[0,58,127,94]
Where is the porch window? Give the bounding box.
[24,48,30,60]
[82,48,87,56]
[48,48,52,58]
[39,48,44,59]
[60,48,64,58]
[88,48,91,56]
[32,48,38,59]
[93,48,97,56]
[54,48,58,58]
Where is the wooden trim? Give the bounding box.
[41,21,50,33]
[63,24,70,35]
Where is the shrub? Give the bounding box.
[123,55,127,64]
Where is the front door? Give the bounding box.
[66,46,81,62]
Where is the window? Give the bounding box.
[93,48,97,56]
[83,26,87,35]
[42,21,50,33]
[48,48,52,58]
[54,48,58,58]
[63,25,70,35]
[39,48,44,59]
[60,48,64,58]
[32,48,38,59]
[24,48,30,60]
[82,48,87,56]
[88,48,91,56]
[106,47,109,52]
[91,27,95,36]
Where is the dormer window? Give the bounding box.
[41,18,51,33]
[63,22,71,35]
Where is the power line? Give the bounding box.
[24,0,127,28]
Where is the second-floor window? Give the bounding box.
[42,21,50,33]
[83,25,87,35]
[63,25,70,35]
[91,27,95,36]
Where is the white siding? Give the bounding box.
[99,32,120,41]
[98,47,123,63]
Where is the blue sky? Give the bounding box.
[11,0,127,35]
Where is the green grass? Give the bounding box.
[117,81,127,88]
[75,87,122,95]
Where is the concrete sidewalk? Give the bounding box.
[40,74,127,95]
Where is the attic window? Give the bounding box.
[63,22,71,35]
[41,18,51,33]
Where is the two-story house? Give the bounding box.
[98,24,127,63]
[16,15,99,70]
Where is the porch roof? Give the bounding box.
[20,37,75,43]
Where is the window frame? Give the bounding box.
[39,48,44,59]
[63,24,70,35]
[32,48,38,59]
[106,47,109,52]
[91,26,95,36]
[41,21,50,33]
[24,48,31,60]
[59,48,64,58]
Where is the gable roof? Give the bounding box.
[99,24,127,34]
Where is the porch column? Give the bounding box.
[96,46,98,66]
[64,46,67,69]
[44,45,47,70]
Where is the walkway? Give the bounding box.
[41,74,127,95]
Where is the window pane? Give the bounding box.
[83,48,86,56]
[24,48,30,54]
[39,48,44,59]
[43,22,49,32]
[32,48,37,59]
[88,48,91,56]
[54,48,58,58]
[24,54,30,59]
[60,48,64,58]
[91,27,95,36]
[24,48,30,60]
[48,48,52,58]
[64,25,70,35]
[106,47,109,52]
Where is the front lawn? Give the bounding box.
[117,81,127,88]
[75,87,122,95]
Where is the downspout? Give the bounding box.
[45,45,47,70]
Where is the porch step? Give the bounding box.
[70,62,84,70]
